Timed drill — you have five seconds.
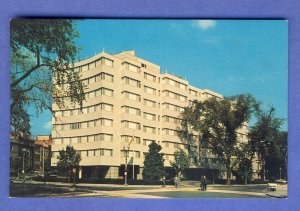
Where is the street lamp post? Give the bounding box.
[123,134,134,186]
[21,148,27,182]
[124,146,129,186]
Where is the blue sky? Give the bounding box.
[29,19,288,136]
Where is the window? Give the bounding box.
[162,103,184,112]
[163,115,181,124]
[144,86,156,95]
[94,149,101,156]
[121,135,140,144]
[103,149,113,156]
[88,135,95,142]
[143,126,156,134]
[189,89,197,96]
[135,151,140,158]
[102,119,113,127]
[97,57,114,67]
[82,65,88,72]
[104,134,113,141]
[80,136,88,143]
[63,137,70,144]
[101,88,113,97]
[122,106,141,116]
[82,122,88,129]
[81,151,87,157]
[102,103,113,111]
[122,121,141,130]
[124,62,140,73]
[122,91,141,101]
[70,123,80,130]
[144,72,156,82]
[100,72,114,82]
[163,91,187,102]
[89,62,96,70]
[144,99,156,107]
[163,128,178,136]
[71,137,78,144]
[143,112,156,121]
[122,77,140,87]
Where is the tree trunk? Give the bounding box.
[244,174,248,185]
[226,168,231,185]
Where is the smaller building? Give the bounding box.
[34,135,52,175]
[10,134,35,177]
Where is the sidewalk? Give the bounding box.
[10,179,273,198]
[265,185,287,198]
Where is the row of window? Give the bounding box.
[123,62,141,73]
[122,76,160,96]
[122,92,157,108]
[189,89,198,97]
[163,78,187,90]
[55,103,113,117]
[120,150,141,158]
[162,103,185,112]
[85,87,114,99]
[122,76,141,87]
[54,118,113,131]
[54,103,183,122]
[74,57,114,73]
[52,148,113,158]
[162,128,179,136]
[82,72,114,86]
[163,90,187,102]
[162,115,181,124]
[53,133,113,145]
[163,141,188,149]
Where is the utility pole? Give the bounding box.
[124,147,128,186]
[124,132,135,185]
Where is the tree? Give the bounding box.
[178,94,259,184]
[143,141,165,180]
[56,145,81,183]
[234,143,254,184]
[248,106,286,181]
[170,149,190,178]
[10,19,85,137]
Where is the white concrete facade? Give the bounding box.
[51,50,249,179]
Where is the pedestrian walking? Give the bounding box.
[174,176,178,188]
[200,176,208,191]
[161,176,166,188]
[202,176,208,191]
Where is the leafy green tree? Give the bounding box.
[235,157,253,184]
[143,141,165,180]
[248,107,286,180]
[179,94,259,184]
[57,145,81,183]
[170,149,190,178]
[10,19,85,137]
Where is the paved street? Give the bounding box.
[9,180,283,198]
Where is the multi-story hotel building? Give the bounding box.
[51,50,249,180]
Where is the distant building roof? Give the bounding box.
[35,135,52,147]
